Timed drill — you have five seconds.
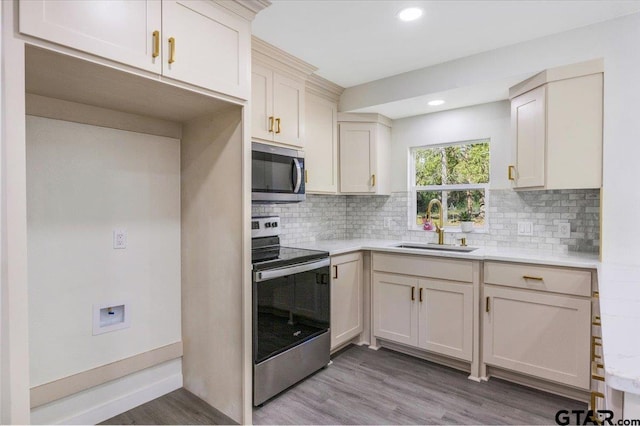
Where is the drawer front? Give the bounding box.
[484,261,591,297]
[373,253,473,283]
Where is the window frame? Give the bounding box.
[408,139,490,232]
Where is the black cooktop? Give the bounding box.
[252,245,329,271]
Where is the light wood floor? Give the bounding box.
[100,388,235,425]
[253,345,586,425]
[103,345,586,425]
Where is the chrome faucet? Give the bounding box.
[426,199,445,245]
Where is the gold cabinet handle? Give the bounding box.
[591,361,605,381]
[372,174,376,186]
[152,30,160,58]
[419,287,423,302]
[411,286,415,301]
[593,291,600,298]
[275,118,281,134]
[523,275,543,281]
[268,116,274,133]
[168,37,176,64]
[333,265,338,279]
[486,296,490,313]
[508,165,516,181]
[593,315,602,326]
[305,170,308,184]
[592,335,603,363]
[590,391,605,423]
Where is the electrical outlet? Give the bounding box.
[383,218,392,229]
[517,221,533,236]
[558,222,571,238]
[113,229,127,249]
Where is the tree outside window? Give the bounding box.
[410,140,490,230]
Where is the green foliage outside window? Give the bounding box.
[413,141,489,227]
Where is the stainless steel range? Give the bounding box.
[252,216,330,406]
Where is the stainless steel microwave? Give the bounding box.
[252,142,305,203]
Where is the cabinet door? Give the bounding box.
[339,122,375,193]
[373,273,418,346]
[20,0,162,73]
[273,73,305,147]
[330,253,363,350]
[162,0,250,99]
[418,279,473,361]
[483,285,591,389]
[252,64,275,142]
[511,85,546,188]
[305,93,338,193]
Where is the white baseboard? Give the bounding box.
[31,359,183,425]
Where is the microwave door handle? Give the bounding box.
[292,158,302,193]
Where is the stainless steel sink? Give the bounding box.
[391,243,478,253]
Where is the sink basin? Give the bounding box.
[392,243,478,253]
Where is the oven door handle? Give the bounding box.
[255,258,329,282]
[292,158,302,194]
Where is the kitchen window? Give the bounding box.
[409,139,490,231]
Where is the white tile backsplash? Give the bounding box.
[252,189,600,253]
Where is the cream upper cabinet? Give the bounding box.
[161,1,250,99]
[338,114,391,195]
[372,253,477,362]
[252,64,274,141]
[305,92,338,193]
[251,65,305,148]
[511,85,546,188]
[19,0,251,99]
[483,262,592,389]
[509,59,603,190]
[19,0,162,74]
[330,252,363,350]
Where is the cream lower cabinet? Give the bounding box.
[372,272,419,347]
[483,262,592,389]
[372,253,475,362]
[331,252,363,350]
[419,279,473,361]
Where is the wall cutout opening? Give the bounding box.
[92,302,130,335]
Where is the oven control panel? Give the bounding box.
[251,216,281,239]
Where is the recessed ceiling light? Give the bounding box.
[428,100,445,106]
[397,7,423,22]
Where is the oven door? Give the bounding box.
[252,142,305,203]
[253,258,330,364]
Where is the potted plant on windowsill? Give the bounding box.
[459,211,475,233]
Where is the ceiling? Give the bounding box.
[253,1,640,90]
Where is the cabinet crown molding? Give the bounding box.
[306,74,344,103]
[509,58,604,99]
[252,36,317,81]
[338,112,392,128]
[215,0,271,21]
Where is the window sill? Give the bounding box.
[409,227,489,235]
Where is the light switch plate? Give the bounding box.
[517,221,533,236]
[113,229,127,249]
[558,222,571,238]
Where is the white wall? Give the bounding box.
[391,101,511,192]
[26,116,182,386]
[344,12,640,264]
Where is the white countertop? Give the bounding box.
[297,239,600,268]
[296,238,640,395]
